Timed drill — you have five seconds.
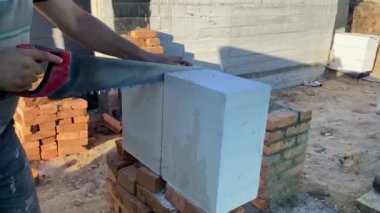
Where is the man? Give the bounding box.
[0,0,190,212]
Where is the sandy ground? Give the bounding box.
[275,75,380,212]
[35,75,380,213]
[35,133,118,213]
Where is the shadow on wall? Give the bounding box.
[335,0,352,32]
[158,34,329,89]
[152,0,357,89]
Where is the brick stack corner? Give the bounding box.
[125,29,164,54]
[14,97,89,161]
[106,139,245,213]
[252,101,312,209]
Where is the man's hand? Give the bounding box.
[142,51,192,66]
[0,48,62,92]
[34,0,192,67]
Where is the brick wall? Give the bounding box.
[106,97,312,211]
[14,97,89,161]
[252,101,312,209]
[106,140,245,213]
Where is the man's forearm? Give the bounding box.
[34,0,190,66]
[35,1,149,61]
[63,12,148,61]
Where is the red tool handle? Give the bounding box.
[13,44,71,97]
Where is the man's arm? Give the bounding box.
[34,0,191,65]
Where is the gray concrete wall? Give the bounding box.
[335,0,350,32]
[148,0,339,88]
[108,0,339,88]
[34,0,339,89]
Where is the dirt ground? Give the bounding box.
[351,1,380,35]
[35,133,118,213]
[275,75,380,212]
[35,75,380,213]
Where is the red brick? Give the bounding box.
[41,149,58,160]
[24,147,40,161]
[58,145,87,156]
[130,37,145,46]
[31,168,39,184]
[251,198,269,210]
[263,137,296,156]
[230,207,245,213]
[14,122,32,135]
[40,103,58,114]
[165,185,185,212]
[260,160,292,177]
[130,29,157,39]
[73,115,89,123]
[264,130,284,144]
[136,185,177,213]
[136,167,165,193]
[286,103,312,121]
[57,138,88,146]
[115,139,137,163]
[61,99,88,110]
[143,46,164,54]
[16,106,41,118]
[18,129,56,142]
[56,123,88,133]
[284,164,304,177]
[165,184,204,213]
[115,139,123,156]
[115,184,152,213]
[122,151,136,165]
[18,97,49,108]
[284,122,311,137]
[56,131,88,140]
[41,136,56,145]
[117,165,138,194]
[283,143,308,160]
[108,168,117,183]
[57,118,73,125]
[145,38,160,46]
[107,149,132,178]
[22,141,40,149]
[15,113,57,126]
[40,143,57,151]
[39,121,56,130]
[57,109,87,119]
[100,113,122,134]
[266,111,297,131]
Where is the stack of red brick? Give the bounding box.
[106,140,245,213]
[126,29,164,54]
[252,102,312,209]
[14,97,89,161]
[56,98,89,156]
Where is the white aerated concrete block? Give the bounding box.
[121,83,163,174]
[162,69,271,212]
